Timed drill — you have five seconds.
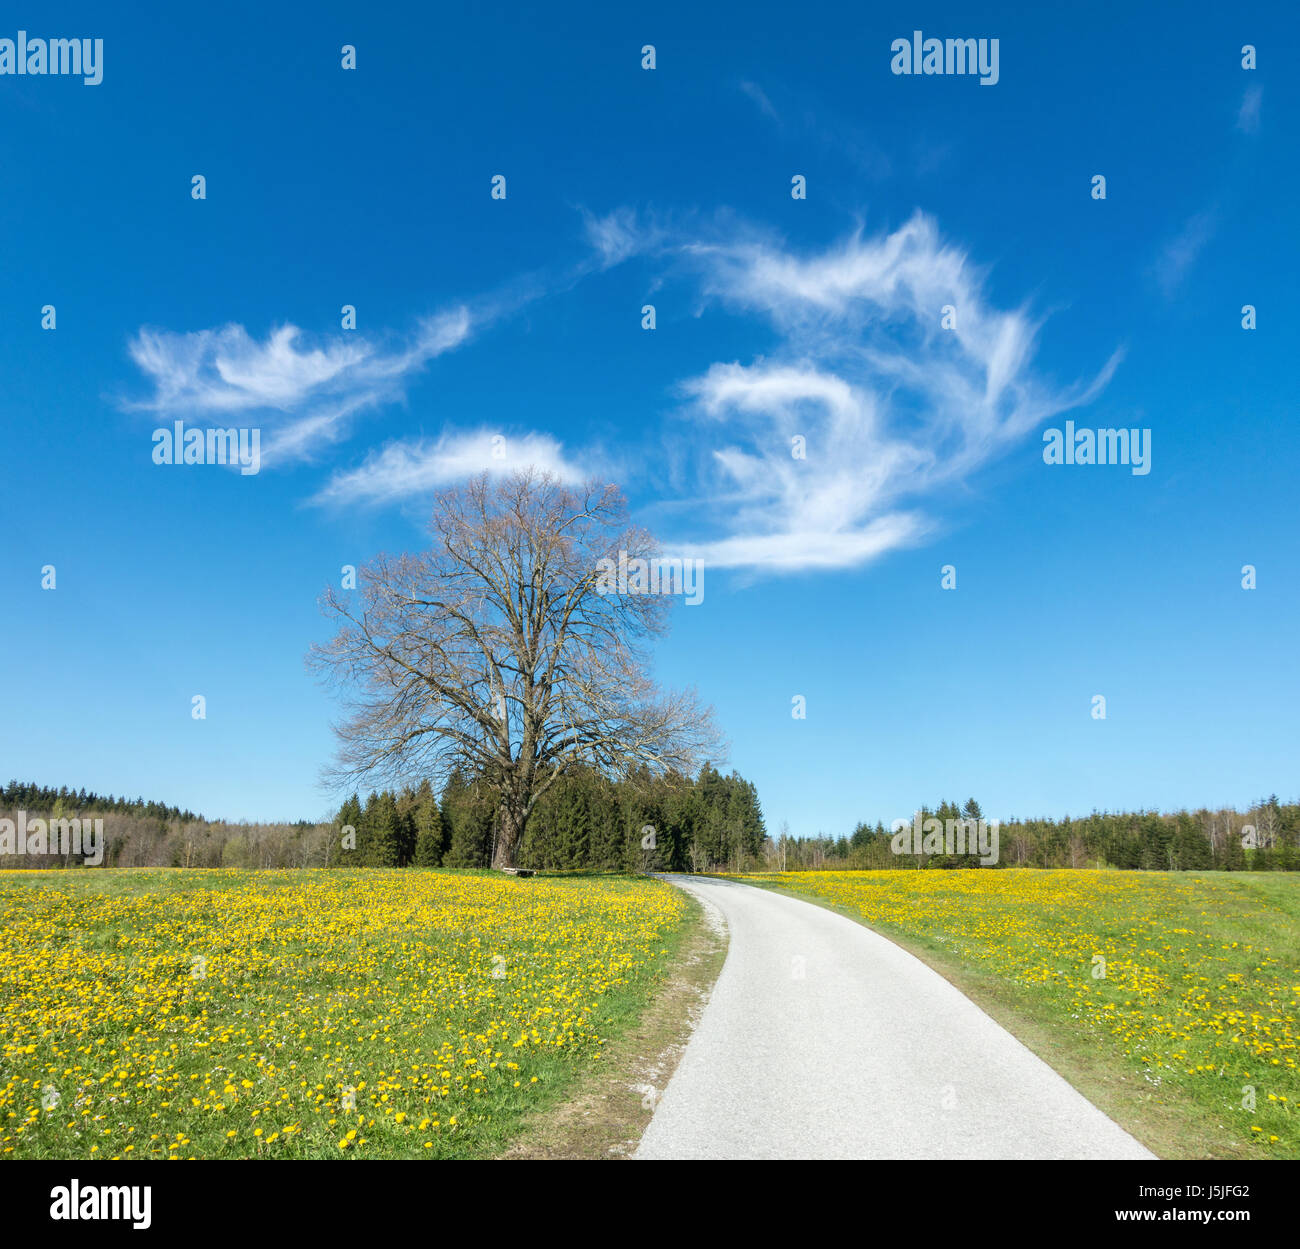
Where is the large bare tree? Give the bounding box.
[310,470,723,868]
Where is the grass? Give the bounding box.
[736,869,1300,1160]
[501,890,727,1158]
[0,867,701,1160]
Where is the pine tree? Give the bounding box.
[334,792,362,864]
[373,791,406,867]
[554,773,591,869]
[443,775,493,867]
[411,780,445,866]
[959,796,988,868]
[355,791,381,864]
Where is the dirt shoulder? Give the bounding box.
[500,888,727,1159]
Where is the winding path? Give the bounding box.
[634,874,1155,1160]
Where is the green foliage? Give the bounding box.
[408,780,446,867]
[781,794,1300,872]
[332,764,768,873]
[2,779,200,822]
[441,770,495,868]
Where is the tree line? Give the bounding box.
[7,775,1296,873]
[328,764,766,872]
[0,765,766,872]
[2,779,202,824]
[0,778,323,868]
[766,795,1300,871]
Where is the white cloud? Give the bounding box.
[1152,209,1218,298]
[1237,84,1262,134]
[122,206,1117,572]
[124,308,473,465]
[661,212,1119,572]
[581,206,657,269]
[310,430,589,508]
[737,80,779,123]
[677,514,928,574]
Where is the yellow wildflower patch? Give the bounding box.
[0,868,684,1159]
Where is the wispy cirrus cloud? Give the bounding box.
[580,205,662,269]
[124,309,474,466]
[1145,84,1258,307]
[1151,208,1219,298]
[732,79,892,180]
[1237,84,1262,134]
[629,210,1119,572]
[124,203,1118,577]
[737,80,780,123]
[122,213,638,471]
[309,429,591,509]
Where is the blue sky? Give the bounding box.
[1,2,1296,834]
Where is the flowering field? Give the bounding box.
[0,868,687,1159]
[743,869,1300,1158]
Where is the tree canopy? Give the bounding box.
[310,471,723,867]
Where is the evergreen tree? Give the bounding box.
[442,772,494,867]
[333,792,362,864]
[410,780,446,866]
[356,790,381,863]
[365,790,403,867]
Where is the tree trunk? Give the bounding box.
[492,804,525,870]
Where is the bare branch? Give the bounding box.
[308,470,726,866]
